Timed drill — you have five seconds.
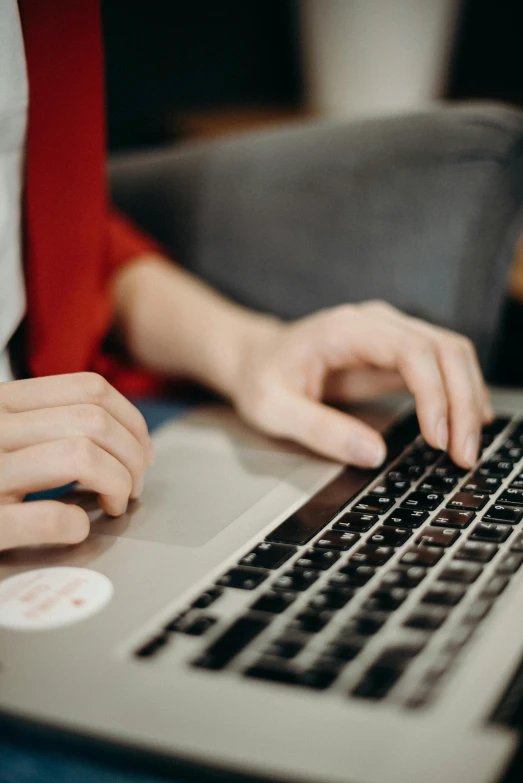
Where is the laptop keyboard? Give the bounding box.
[134,413,523,707]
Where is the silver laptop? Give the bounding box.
[2,390,523,783]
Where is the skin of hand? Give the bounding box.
[231,301,492,468]
[113,257,491,471]
[0,373,153,552]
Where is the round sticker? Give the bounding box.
[0,567,113,631]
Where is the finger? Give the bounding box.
[0,404,146,499]
[309,309,449,451]
[0,438,133,516]
[264,390,387,467]
[404,321,486,466]
[370,308,489,459]
[433,338,484,468]
[0,501,90,552]
[0,373,153,462]
[324,368,406,403]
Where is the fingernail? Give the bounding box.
[436,417,448,451]
[464,433,478,467]
[354,439,387,468]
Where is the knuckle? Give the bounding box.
[79,372,109,403]
[67,436,97,473]
[401,333,432,360]
[78,404,110,438]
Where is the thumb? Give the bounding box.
[276,391,387,467]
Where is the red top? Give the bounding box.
[18,0,165,396]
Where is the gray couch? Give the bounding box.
[110,103,523,375]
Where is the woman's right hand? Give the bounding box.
[0,373,153,552]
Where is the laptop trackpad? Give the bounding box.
[85,409,306,548]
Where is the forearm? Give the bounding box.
[111,255,279,398]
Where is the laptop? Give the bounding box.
[2,390,523,783]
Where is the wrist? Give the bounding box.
[200,307,282,400]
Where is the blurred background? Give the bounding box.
[103,0,523,153]
[102,0,523,385]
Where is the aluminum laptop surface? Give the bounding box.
[1,391,523,783]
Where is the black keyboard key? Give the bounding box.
[394,462,424,479]
[510,533,523,552]
[352,665,402,700]
[191,588,223,609]
[370,479,410,497]
[216,567,268,590]
[422,583,466,606]
[499,489,523,506]
[500,446,523,461]
[364,587,409,612]
[164,611,189,633]
[400,546,443,567]
[333,562,376,585]
[350,544,395,566]
[416,526,460,548]
[496,553,523,574]
[333,512,378,532]
[432,509,474,529]
[273,568,320,592]
[314,530,360,550]
[479,461,514,478]
[291,609,333,634]
[462,476,502,494]
[483,504,523,524]
[448,492,488,511]
[250,591,296,614]
[380,567,427,588]
[488,452,516,465]
[404,606,449,630]
[193,615,269,670]
[484,416,511,435]
[265,637,306,659]
[239,542,297,570]
[299,663,341,690]
[384,508,428,529]
[418,475,458,493]
[410,446,441,465]
[326,639,365,662]
[295,548,340,570]
[402,492,442,511]
[345,612,388,636]
[309,587,355,610]
[135,633,169,659]
[439,561,482,583]
[352,646,419,700]
[470,522,512,544]
[480,575,509,598]
[455,541,498,563]
[368,525,412,547]
[352,495,395,514]
[510,478,523,490]
[245,658,299,685]
[183,616,217,636]
[433,464,468,479]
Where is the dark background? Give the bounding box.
[103,0,523,153]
